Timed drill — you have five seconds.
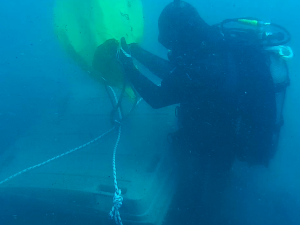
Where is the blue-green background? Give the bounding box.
[0,0,299,224]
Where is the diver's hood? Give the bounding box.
[158,1,210,51]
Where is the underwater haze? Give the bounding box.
[0,0,300,225]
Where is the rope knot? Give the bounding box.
[113,189,123,209]
[110,189,123,225]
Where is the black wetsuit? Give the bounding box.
[121,39,279,224]
[126,40,277,167]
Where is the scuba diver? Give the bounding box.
[94,0,291,224]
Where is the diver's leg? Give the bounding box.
[197,134,235,224]
[163,129,235,225]
[162,131,202,225]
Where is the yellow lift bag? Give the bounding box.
[54,0,144,97]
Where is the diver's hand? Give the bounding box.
[117,37,135,72]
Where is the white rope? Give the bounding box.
[120,47,131,58]
[0,127,115,185]
[108,86,124,225]
[0,83,142,225]
[106,86,143,225]
[109,125,123,225]
[109,86,123,122]
[136,97,143,105]
[107,86,143,225]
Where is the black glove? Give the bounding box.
[93,39,120,74]
[117,37,136,73]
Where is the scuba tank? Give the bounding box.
[219,18,291,46]
[217,18,293,58]
[217,18,292,166]
[169,1,292,166]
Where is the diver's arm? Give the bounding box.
[130,44,174,79]
[119,37,180,108]
[125,65,178,109]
